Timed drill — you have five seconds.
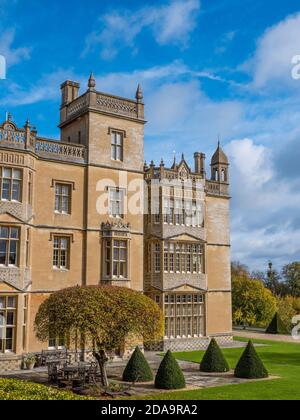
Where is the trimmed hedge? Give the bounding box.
[266,312,289,335]
[234,340,269,379]
[122,346,153,383]
[200,338,230,373]
[0,378,91,400]
[155,350,186,390]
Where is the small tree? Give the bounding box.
[35,286,163,388]
[155,350,186,390]
[265,312,289,335]
[234,341,268,379]
[200,338,230,373]
[122,346,153,383]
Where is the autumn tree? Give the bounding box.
[277,295,300,330]
[232,275,277,328]
[34,286,163,388]
[282,262,300,297]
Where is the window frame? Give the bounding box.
[0,167,23,203]
[0,295,17,354]
[54,183,72,215]
[52,236,70,270]
[0,226,20,267]
[108,187,125,218]
[103,238,129,280]
[163,293,205,339]
[163,241,204,274]
[111,131,124,162]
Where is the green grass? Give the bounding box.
[138,337,300,400]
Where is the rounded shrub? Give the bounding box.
[266,312,289,335]
[122,346,153,383]
[155,350,186,390]
[200,338,230,373]
[234,340,269,379]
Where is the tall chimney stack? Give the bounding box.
[194,152,206,178]
[60,81,80,107]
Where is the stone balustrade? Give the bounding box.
[96,92,139,119]
[0,125,26,150]
[35,138,86,164]
[206,180,229,197]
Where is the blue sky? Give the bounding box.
[1,0,300,271]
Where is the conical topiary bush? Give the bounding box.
[265,312,289,335]
[122,347,153,383]
[200,338,230,373]
[155,350,186,390]
[234,340,269,379]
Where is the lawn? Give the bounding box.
[138,337,300,400]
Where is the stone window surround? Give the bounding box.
[0,225,20,268]
[49,233,74,271]
[109,128,126,162]
[102,237,130,281]
[0,166,23,203]
[164,292,205,339]
[0,295,17,354]
[51,179,75,216]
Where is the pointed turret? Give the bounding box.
[211,141,229,183]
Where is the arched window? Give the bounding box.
[221,169,226,182]
[214,169,219,181]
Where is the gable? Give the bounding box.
[169,284,205,293]
[166,233,204,242]
[0,211,24,224]
[0,282,21,292]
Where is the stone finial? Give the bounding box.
[136,84,143,102]
[88,73,96,91]
[24,119,31,130]
[160,158,165,167]
[181,153,185,161]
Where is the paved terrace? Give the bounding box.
[0,341,273,398]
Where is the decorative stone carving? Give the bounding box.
[96,94,138,118]
[101,221,131,231]
[0,202,33,222]
[67,96,87,117]
[35,139,86,163]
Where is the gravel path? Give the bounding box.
[234,329,300,344]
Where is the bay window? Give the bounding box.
[163,242,204,274]
[0,226,19,266]
[164,293,205,339]
[104,239,128,280]
[0,167,22,202]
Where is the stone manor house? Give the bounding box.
[0,75,232,370]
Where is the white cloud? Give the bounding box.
[244,12,300,90]
[226,139,273,187]
[0,28,31,67]
[226,138,300,269]
[0,69,79,106]
[82,0,201,59]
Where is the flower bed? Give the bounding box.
[0,378,92,400]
